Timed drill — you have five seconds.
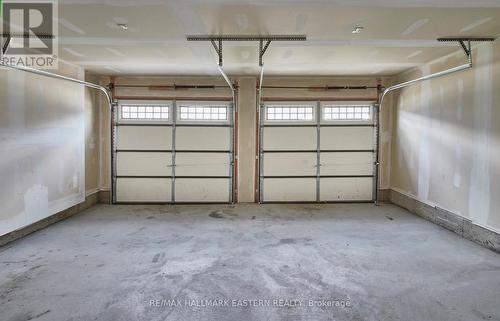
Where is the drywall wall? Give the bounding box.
[390,41,500,232]
[97,76,111,194]
[84,73,101,195]
[0,61,90,236]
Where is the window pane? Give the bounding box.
[121,104,170,120]
[323,105,371,121]
[178,104,228,121]
[265,105,314,122]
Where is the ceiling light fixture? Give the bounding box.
[352,26,364,34]
[117,23,128,30]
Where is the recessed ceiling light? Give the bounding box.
[352,26,364,34]
[117,23,128,30]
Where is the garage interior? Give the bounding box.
[1,1,500,320]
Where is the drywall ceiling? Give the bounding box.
[56,0,500,76]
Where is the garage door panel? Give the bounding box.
[263,178,316,202]
[263,127,316,150]
[320,177,373,201]
[114,100,234,204]
[320,127,373,150]
[116,152,172,176]
[263,153,316,176]
[117,126,172,150]
[320,152,373,176]
[116,178,171,202]
[176,127,230,151]
[175,153,230,176]
[175,179,229,202]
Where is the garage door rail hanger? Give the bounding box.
[186,35,307,67]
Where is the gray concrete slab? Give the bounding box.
[1,204,500,321]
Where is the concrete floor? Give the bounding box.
[1,204,500,321]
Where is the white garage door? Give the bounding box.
[259,101,376,202]
[113,100,234,203]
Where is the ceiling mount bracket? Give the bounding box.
[459,40,472,62]
[259,39,272,66]
[187,35,306,67]
[210,39,223,66]
[437,37,496,64]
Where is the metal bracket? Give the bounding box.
[458,39,471,60]
[437,37,495,64]
[259,39,272,66]
[187,35,306,67]
[211,39,223,66]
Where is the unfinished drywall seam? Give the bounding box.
[454,78,464,189]
[417,65,431,200]
[468,43,493,226]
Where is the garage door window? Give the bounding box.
[121,104,170,120]
[266,105,314,121]
[178,104,228,121]
[323,105,371,121]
